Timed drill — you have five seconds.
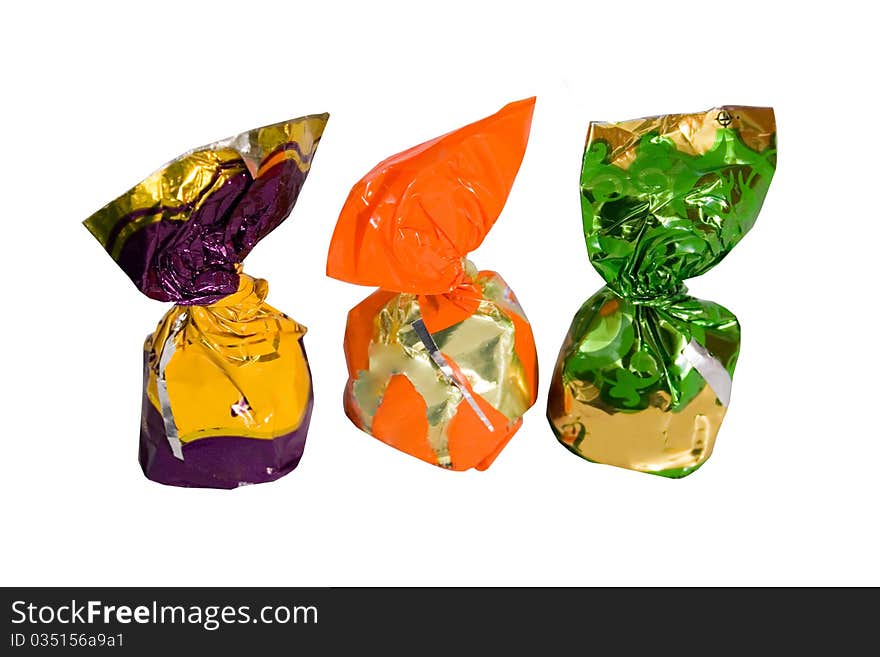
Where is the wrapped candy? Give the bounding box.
[327,98,538,471]
[548,106,776,477]
[84,115,328,488]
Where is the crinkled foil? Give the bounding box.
[344,267,537,470]
[328,99,538,470]
[140,273,313,488]
[327,98,537,295]
[547,106,776,478]
[84,115,328,488]
[84,115,328,305]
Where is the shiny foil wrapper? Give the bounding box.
[548,106,776,477]
[85,114,328,488]
[327,99,538,470]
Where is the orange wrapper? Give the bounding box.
[327,98,538,471]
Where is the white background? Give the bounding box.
[2,1,877,586]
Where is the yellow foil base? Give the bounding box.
[144,274,311,444]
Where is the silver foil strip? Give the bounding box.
[411,319,495,432]
[157,312,188,460]
[683,338,732,407]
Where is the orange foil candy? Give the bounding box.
[327,98,538,470]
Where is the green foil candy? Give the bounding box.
[547,106,777,477]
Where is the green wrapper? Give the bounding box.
[547,106,777,477]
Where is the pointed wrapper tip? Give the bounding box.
[82,112,330,304]
[326,98,535,294]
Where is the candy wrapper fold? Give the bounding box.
[328,99,538,470]
[85,114,328,488]
[547,106,776,477]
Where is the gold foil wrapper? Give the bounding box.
[549,374,726,475]
[588,105,776,169]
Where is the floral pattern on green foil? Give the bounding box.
[558,127,775,411]
[581,128,776,300]
[559,287,740,411]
